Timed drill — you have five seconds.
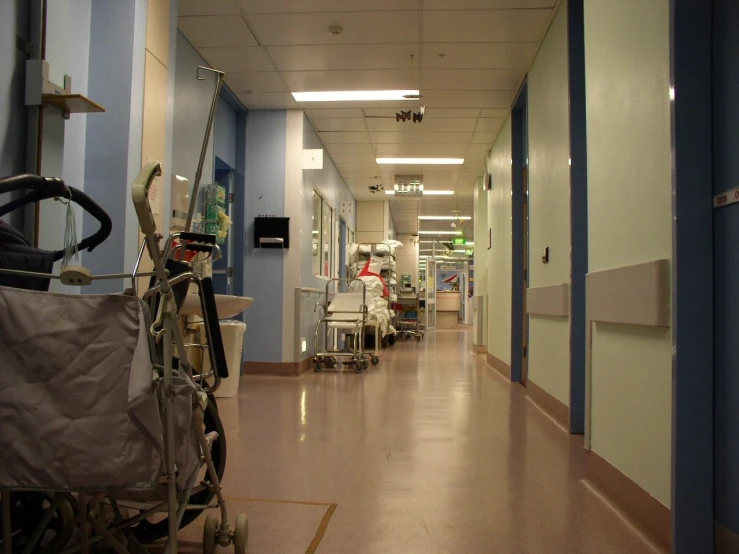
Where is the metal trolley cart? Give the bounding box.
[395,291,424,341]
[313,278,380,372]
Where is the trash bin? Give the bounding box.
[199,320,246,398]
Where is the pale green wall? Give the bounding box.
[585,0,673,506]
[474,177,488,346]
[526,1,571,406]
[486,116,513,364]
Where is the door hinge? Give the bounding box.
[228,192,235,204]
[227,267,233,278]
[522,345,527,358]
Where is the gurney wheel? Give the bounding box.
[234,513,248,554]
[371,355,380,366]
[203,513,218,554]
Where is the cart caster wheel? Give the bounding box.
[324,356,337,368]
[313,359,322,372]
[415,334,422,342]
[371,355,380,366]
[234,513,248,554]
[203,513,219,554]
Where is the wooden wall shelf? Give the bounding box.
[42,94,106,115]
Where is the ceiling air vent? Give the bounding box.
[394,175,423,197]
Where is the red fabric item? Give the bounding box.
[358,259,390,297]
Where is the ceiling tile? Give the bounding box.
[366,118,478,133]
[421,90,515,109]
[471,131,497,144]
[331,153,378,165]
[282,69,418,92]
[475,117,504,131]
[178,16,258,47]
[238,0,419,13]
[370,131,473,144]
[268,44,419,71]
[424,0,555,8]
[364,107,481,118]
[423,9,552,43]
[339,170,381,179]
[423,43,538,69]
[481,108,509,118]
[312,118,367,132]
[335,163,379,171]
[318,132,370,144]
[198,46,276,72]
[306,108,364,118]
[325,144,375,155]
[421,69,525,91]
[247,11,419,46]
[225,72,288,93]
[373,144,470,156]
[179,0,241,16]
[235,92,299,109]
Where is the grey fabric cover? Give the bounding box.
[0,287,197,492]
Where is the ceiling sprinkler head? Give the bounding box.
[328,25,343,36]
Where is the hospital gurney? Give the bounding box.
[0,164,247,553]
[313,278,380,372]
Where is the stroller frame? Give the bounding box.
[313,278,376,373]
[0,162,246,554]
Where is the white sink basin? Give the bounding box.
[182,294,254,319]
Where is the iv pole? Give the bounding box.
[185,66,225,232]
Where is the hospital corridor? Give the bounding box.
[0,0,735,552]
[173,329,659,554]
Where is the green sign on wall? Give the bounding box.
[452,237,466,245]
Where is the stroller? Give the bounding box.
[0,163,247,553]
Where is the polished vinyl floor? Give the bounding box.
[175,329,660,554]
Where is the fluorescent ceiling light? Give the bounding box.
[293,90,419,102]
[417,231,462,235]
[385,190,455,196]
[376,158,464,165]
[417,216,471,220]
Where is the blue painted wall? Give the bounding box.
[243,110,286,363]
[0,0,29,229]
[713,0,739,536]
[215,99,237,170]
[83,0,140,292]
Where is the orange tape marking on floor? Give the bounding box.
[224,497,339,553]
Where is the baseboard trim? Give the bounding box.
[473,344,487,354]
[585,451,670,552]
[526,380,569,430]
[486,353,511,380]
[716,521,739,554]
[243,358,313,376]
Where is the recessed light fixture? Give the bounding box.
[385,190,455,196]
[417,231,463,235]
[417,216,471,220]
[376,158,464,165]
[292,90,419,102]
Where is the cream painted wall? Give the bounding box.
[356,201,385,244]
[473,177,488,346]
[396,233,419,287]
[585,0,673,506]
[486,117,513,365]
[526,1,571,406]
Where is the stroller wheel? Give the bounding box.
[234,513,249,554]
[132,396,226,543]
[203,513,219,554]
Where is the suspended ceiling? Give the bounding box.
[178,0,558,239]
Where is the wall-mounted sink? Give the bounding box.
[182,294,254,319]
